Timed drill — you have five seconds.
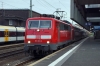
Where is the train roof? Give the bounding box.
[61,20,71,24]
[27,17,71,25]
[0,25,15,29]
[0,25,25,30]
[72,24,83,29]
[27,17,55,20]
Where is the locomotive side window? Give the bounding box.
[58,22,71,31]
[68,25,71,31]
[28,20,39,28]
[59,23,64,30]
[64,24,71,31]
[40,20,51,28]
[64,24,69,30]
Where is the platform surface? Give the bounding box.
[62,37,100,66]
[28,37,100,66]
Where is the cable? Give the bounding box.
[35,0,54,13]
[42,0,56,9]
[34,7,47,14]
[37,0,52,11]
[0,1,20,8]
[21,0,29,4]
[59,1,68,9]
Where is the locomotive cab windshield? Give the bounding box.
[28,20,51,29]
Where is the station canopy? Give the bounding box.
[74,0,100,28]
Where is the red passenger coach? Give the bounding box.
[24,17,73,56]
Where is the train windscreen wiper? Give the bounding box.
[29,21,32,29]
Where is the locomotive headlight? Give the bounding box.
[28,41,31,43]
[47,41,50,44]
[37,29,40,32]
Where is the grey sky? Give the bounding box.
[0,0,75,24]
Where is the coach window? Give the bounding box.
[9,32,15,37]
[17,32,24,36]
[22,32,25,36]
[0,32,4,37]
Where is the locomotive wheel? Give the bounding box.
[49,50,53,54]
[62,44,66,48]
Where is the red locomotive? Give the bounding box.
[24,16,87,57]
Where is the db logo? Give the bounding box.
[36,35,41,39]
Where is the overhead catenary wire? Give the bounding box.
[0,0,47,14]
[42,0,56,9]
[0,0,70,16]
[38,0,55,11]
[35,0,54,14]
[0,1,20,9]
[21,0,54,14]
[21,0,46,13]
[56,1,71,22]
[58,0,68,9]
[21,0,30,4]
[1,2,3,9]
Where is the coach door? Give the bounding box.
[5,29,9,42]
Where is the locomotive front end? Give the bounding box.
[24,18,53,56]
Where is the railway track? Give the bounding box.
[0,49,23,59]
[0,43,31,66]
[19,40,83,66]
[0,40,83,66]
[0,43,24,58]
[0,43,24,50]
[3,56,34,66]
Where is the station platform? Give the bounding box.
[28,37,100,66]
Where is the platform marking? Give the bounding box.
[48,37,88,66]
[27,43,71,66]
[27,37,88,66]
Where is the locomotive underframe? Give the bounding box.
[24,40,72,51]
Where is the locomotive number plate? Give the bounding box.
[36,35,41,39]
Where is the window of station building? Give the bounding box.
[9,20,13,25]
[18,22,21,27]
